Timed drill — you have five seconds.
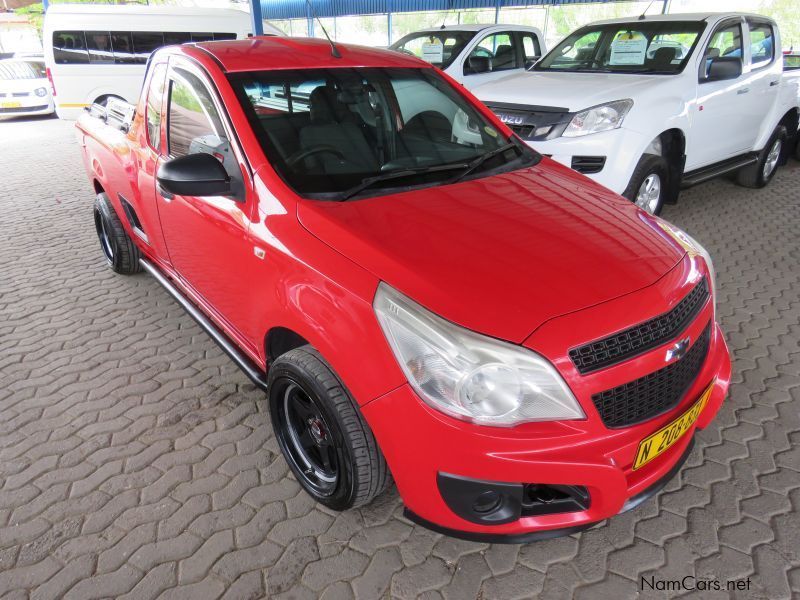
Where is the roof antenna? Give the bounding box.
[305,0,341,58]
[638,0,657,19]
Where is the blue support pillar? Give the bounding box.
[250,0,264,35]
[42,0,49,13]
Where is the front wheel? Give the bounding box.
[267,346,391,510]
[622,154,669,215]
[736,125,786,188]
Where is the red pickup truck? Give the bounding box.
[77,36,731,542]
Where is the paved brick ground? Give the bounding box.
[1,116,798,600]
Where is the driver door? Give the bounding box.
[155,58,256,349]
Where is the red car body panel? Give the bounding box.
[75,37,731,540]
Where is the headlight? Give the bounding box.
[655,220,717,308]
[34,87,48,97]
[562,99,633,138]
[373,283,584,426]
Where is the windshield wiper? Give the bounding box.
[337,162,469,201]
[447,143,520,185]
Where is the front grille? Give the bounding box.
[592,322,712,428]
[570,278,709,374]
[485,103,573,141]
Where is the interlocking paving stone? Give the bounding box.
[1,116,799,598]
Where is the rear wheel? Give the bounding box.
[268,346,391,510]
[736,125,786,188]
[622,154,669,215]
[93,193,142,275]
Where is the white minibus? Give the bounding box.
[43,5,279,119]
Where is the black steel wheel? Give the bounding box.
[268,345,392,510]
[93,193,142,275]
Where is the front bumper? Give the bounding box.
[362,321,731,542]
[526,127,648,195]
[0,96,55,118]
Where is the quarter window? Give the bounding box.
[146,63,168,152]
[748,22,774,66]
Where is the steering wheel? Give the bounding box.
[286,145,347,168]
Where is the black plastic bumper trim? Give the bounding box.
[402,508,600,544]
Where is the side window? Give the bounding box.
[706,23,743,59]
[111,32,136,64]
[748,21,774,67]
[52,31,89,64]
[702,22,743,78]
[85,31,114,64]
[521,33,542,68]
[167,68,227,158]
[467,32,518,74]
[145,63,168,152]
[132,32,164,64]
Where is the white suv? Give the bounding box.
[472,13,800,214]
[390,24,545,89]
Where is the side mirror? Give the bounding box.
[467,55,491,74]
[702,56,742,82]
[157,153,231,197]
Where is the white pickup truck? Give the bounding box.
[472,13,800,214]
[390,24,545,89]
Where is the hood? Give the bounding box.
[298,159,685,344]
[472,70,671,112]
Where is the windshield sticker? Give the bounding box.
[421,40,444,64]
[610,32,647,66]
[484,126,498,137]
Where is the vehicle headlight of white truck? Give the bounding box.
[562,99,633,138]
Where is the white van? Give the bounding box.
[43,5,277,120]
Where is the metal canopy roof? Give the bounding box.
[261,0,639,20]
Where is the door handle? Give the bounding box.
[769,80,779,87]
[737,88,749,95]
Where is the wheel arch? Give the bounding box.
[265,327,311,367]
[644,128,686,204]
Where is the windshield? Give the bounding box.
[389,31,476,69]
[0,60,46,81]
[230,67,537,200]
[536,21,705,74]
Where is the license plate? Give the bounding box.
[1,101,21,109]
[632,381,714,470]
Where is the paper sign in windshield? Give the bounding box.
[421,40,444,64]
[610,33,647,66]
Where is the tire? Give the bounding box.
[93,193,142,275]
[268,346,392,510]
[622,154,670,215]
[736,125,786,188]
[794,132,800,161]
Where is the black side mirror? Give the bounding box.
[157,153,231,197]
[467,55,491,74]
[702,56,742,82]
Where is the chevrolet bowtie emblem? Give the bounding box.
[665,336,691,362]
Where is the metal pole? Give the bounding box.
[42,0,49,13]
[494,0,501,24]
[662,0,671,14]
[250,0,264,35]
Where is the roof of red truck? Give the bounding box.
[192,36,426,73]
